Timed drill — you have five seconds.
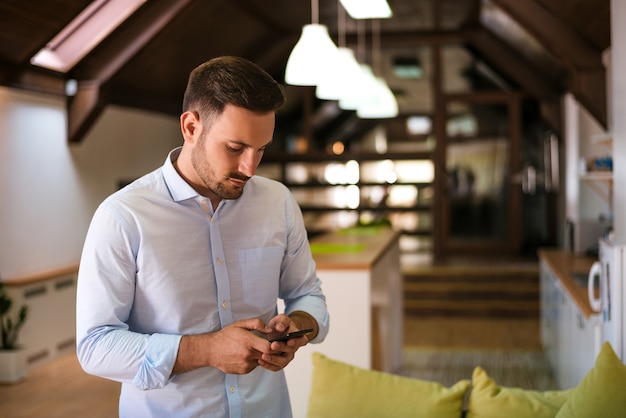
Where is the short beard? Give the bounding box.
[191,132,245,201]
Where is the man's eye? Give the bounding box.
[227,145,242,152]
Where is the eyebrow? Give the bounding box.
[228,139,273,149]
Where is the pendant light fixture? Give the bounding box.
[285,0,339,86]
[356,76,398,118]
[338,64,379,110]
[338,19,378,110]
[356,19,398,118]
[316,1,363,100]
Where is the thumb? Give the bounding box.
[235,318,272,334]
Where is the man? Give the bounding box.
[76,56,329,417]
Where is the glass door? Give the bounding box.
[440,94,521,254]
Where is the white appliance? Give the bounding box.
[588,238,625,361]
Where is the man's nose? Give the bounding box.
[239,151,257,178]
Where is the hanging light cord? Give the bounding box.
[312,0,319,24]
[338,1,346,48]
[372,19,381,76]
[356,18,365,62]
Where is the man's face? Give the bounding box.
[190,104,275,205]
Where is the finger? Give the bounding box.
[259,351,293,370]
[258,359,282,372]
[235,318,272,334]
[270,335,308,352]
[267,314,291,333]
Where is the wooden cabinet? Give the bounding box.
[3,267,78,369]
[539,251,600,389]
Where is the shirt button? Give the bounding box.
[230,386,236,393]
[222,301,228,309]
[216,257,222,265]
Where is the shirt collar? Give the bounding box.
[162,147,199,202]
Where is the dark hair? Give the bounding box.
[182,56,286,121]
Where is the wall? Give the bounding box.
[611,0,626,244]
[0,87,180,279]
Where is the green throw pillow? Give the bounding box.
[307,352,470,418]
[467,366,571,418]
[555,342,626,418]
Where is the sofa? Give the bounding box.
[306,342,626,418]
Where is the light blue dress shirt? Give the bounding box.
[76,147,329,418]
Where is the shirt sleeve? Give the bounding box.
[279,191,330,343]
[76,202,182,389]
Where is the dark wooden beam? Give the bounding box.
[570,70,607,128]
[0,64,65,96]
[466,29,559,100]
[490,0,606,127]
[345,28,474,48]
[469,28,562,132]
[67,0,197,143]
[67,81,105,145]
[490,0,603,71]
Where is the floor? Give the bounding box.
[404,316,542,350]
[0,352,120,418]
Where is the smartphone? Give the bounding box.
[269,328,314,342]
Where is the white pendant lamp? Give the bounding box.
[356,76,398,118]
[356,18,398,119]
[338,64,379,110]
[316,48,363,100]
[285,0,338,86]
[315,3,362,100]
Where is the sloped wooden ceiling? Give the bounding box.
[0,0,611,143]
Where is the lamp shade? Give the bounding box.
[338,64,379,110]
[285,24,338,86]
[316,47,363,100]
[356,77,398,119]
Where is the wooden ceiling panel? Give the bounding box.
[101,0,305,115]
[0,0,93,64]
[480,0,566,83]
[536,0,610,51]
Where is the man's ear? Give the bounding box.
[180,111,202,143]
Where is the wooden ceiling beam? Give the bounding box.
[489,0,603,71]
[0,63,65,96]
[570,70,607,128]
[67,0,198,143]
[490,0,606,127]
[467,29,559,99]
[467,28,563,131]
[344,28,474,48]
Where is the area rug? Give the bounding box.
[399,348,558,391]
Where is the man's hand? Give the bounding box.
[259,312,316,372]
[172,318,273,375]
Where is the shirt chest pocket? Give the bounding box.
[239,246,283,310]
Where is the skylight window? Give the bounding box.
[31,0,146,73]
[339,0,392,19]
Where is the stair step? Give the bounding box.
[404,281,538,293]
[402,269,540,319]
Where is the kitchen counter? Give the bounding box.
[538,249,598,318]
[309,226,401,270]
[285,226,403,418]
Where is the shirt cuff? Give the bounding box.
[132,333,182,390]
